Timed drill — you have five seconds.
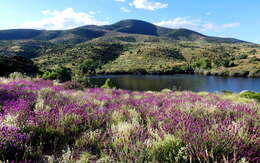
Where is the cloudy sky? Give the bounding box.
[0,0,259,43]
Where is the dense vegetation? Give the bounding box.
[0,78,259,162]
[0,19,259,163]
[33,41,260,77]
[0,19,259,78]
[0,56,39,76]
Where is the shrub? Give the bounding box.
[132,68,147,74]
[147,135,187,163]
[236,54,248,60]
[249,56,260,63]
[101,79,115,89]
[63,81,84,90]
[42,71,59,80]
[229,71,249,77]
[71,68,95,88]
[9,72,27,80]
[248,69,260,77]
[221,90,233,95]
[0,56,39,77]
[25,127,66,153]
[203,70,211,76]
[76,77,94,88]
[193,58,211,69]
[228,61,236,67]
[0,126,29,160]
[78,152,91,163]
[249,49,257,55]
[78,59,100,75]
[42,67,71,82]
[239,91,260,101]
[214,58,231,67]
[75,130,102,153]
[58,147,74,163]
[212,71,230,76]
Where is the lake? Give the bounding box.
[89,74,260,92]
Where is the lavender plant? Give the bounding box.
[0,78,259,162]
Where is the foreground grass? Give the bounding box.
[0,78,259,162]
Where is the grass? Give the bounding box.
[1,38,259,78]
[32,41,260,77]
[0,78,259,162]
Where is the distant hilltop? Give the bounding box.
[0,19,250,44]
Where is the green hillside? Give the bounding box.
[0,19,259,78]
[32,40,260,77]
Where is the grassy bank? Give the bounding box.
[0,78,259,162]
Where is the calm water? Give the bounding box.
[90,74,260,92]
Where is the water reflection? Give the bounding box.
[90,74,260,92]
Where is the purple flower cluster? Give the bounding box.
[0,126,30,161]
[0,79,259,162]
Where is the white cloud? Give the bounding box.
[130,0,168,11]
[120,7,132,13]
[221,23,240,28]
[155,17,240,32]
[88,11,96,15]
[155,17,214,32]
[114,0,126,2]
[19,8,109,30]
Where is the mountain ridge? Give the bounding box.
[0,19,251,44]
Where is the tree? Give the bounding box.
[249,49,257,55]
[78,59,100,75]
[42,66,71,82]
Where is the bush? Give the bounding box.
[236,54,248,60]
[9,72,27,80]
[229,71,249,77]
[78,59,100,75]
[193,58,211,69]
[249,56,260,63]
[217,71,230,76]
[228,61,236,67]
[249,49,257,55]
[239,91,260,101]
[42,71,59,80]
[63,81,84,90]
[42,67,71,82]
[147,135,187,163]
[214,58,231,67]
[72,70,94,88]
[0,56,39,77]
[25,127,68,154]
[221,90,233,95]
[101,79,116,89]
[248,69,260,77]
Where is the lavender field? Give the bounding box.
[0,78,259,162]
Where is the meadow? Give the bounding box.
[0,78,259,162]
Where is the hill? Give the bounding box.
[0,19,259,78]
[33,41,260,77]
[0,19,249,44]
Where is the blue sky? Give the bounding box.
[0,0,259,43]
